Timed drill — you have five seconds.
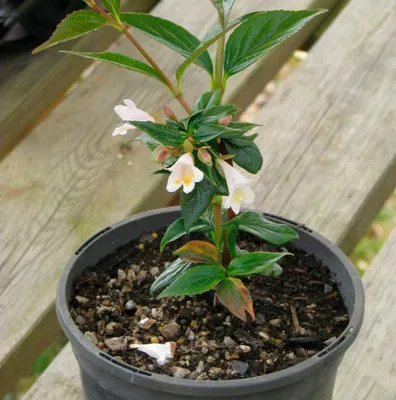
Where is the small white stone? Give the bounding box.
[269,319,282,327]
[259,332,270,341]
[196,360,205,373]
[139,317,156,330]
[84,331,98,345]
[75,295,90,304]
[224,336,237,347]
[239,345,251,353]
[171,366,191,378]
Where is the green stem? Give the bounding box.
[214,17,226,93]
[213,202,223,240]
[91,3,192,114]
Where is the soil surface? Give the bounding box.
[71,229,349,380]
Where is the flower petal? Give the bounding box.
[218,160,248,189]
[130,342,176,366]
[112,123,134,136]
[178,152,195,166]
[166,171,182,193]
[182,180,196,194]
[231,199,241,214]
[192,167,204,183]
[222,196,232,210]
[114,100,154,122]
[243,185,255,204]
[124,99,137,108]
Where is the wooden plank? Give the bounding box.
[250,0,396,253]
[22,346,82,399]
[0,0,160,160]
[0,0,337,395]
[21,0,396,397]
[334,229,396,399]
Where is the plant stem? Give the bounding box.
[213,203,223,241]
[92,4,192,114]
[218,143,236,267]
[214,17,226,93]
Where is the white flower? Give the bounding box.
[130,342,176,366]
[166,153,204,194]
[218,159,255,214]
[112,99,154,136]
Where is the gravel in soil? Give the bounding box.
[71,229,349,380]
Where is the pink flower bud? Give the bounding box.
[198,148,213,166]
[219,116,232,126]
[153,145,172,163]
[163,106,177,121]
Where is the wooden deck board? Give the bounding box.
[335,229,396,399]
[21,0,396,398]
[0,0,159,159]
[0,0,336,395]
[250,0,396,253]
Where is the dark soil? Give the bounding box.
[70,229,349,380]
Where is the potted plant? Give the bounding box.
[35,1,364,399]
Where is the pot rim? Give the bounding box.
[57,206,364,395]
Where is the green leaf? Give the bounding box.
[193,90,222,113]
[181,179,216,231]
[224,10,326,78]
[150,258,192,295]
[225,134,258,147]
[176,11,259,89]
[194,124,228,143]
[120,13,213,74]
[130,121,186,147]
[160,218,212,251]
[224,140,262,174]
[210,0,235,26]
[135,133,161,151]
[193,122,259,142]
[222,122,261,138]
[158,264,226,298]
[102,0,120,18]
[33,11,107,54]
[228,251,292,277]
[187,104,238,130]
[61,51,163,82]
[261,263,283,278]
[152,169,171,176]
[222,211,299,245]
[227,228,248,258]
[216,278,255,322]
[174,240,220,264]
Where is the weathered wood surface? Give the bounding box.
[21,0,396,398]
[0,0,159,160]
[250,0,396,253]
[334,228,396,399]
[0,0,336,395]
[23,346,82,399]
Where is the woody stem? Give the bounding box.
[92,4,192,114]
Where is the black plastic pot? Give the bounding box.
[57,207,364,400]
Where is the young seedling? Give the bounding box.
[34,0,326,321]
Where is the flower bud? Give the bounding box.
[163,106,177,121]
[183,139,194,154]
[83,0,96,6]
[198,148,213,166]
[153,145,172,163]
[219,116,232,126]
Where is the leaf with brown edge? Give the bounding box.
[174,240,220,264]
[216,278,255,322]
